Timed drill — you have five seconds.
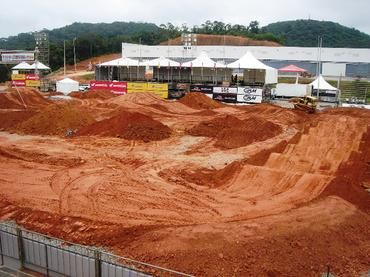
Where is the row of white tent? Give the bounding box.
[12,61,50,71]
[98,51,278,84]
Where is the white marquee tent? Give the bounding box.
[227,51,278,84]
[56,78,79,95]
[182,51,225,68]
[310,75,338,91]
[99,57,141,67]
[30,61,50,70]
[12,62,33,70]
[145,56,180,67]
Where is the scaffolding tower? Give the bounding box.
[34,32,49,66]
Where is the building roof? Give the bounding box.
[279,64,307,73]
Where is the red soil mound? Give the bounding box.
[0,110,38,130]
[188,115,282,149]
[77,111,171,142]
[69,90,117,100]
[16,104,96,136]
[0,88,50,109]
[179,92,223,110]
[320,128,370,213]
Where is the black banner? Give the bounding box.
[190,85,214,94]
[168,90,186,99]
[212,93,237,103]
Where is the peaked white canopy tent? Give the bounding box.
[12,62,33,70]
[56,78,79,95]
[96,57,145,81]
[30,61,50,71]
[145,56,180,67]
[181,52,231,83]
[227,52,278,84]
[310,75,338,91]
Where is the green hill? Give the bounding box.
[263,19,370,48]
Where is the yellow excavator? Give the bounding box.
[290,96,318,113]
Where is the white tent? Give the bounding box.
[310,75,338,91]
[227,51,278,84]
[145,56,180,67]
[182,51,225,68]
[99,57,141,67]
[30,61,50,70]
[56,78,79,95]
[12,62,33,70]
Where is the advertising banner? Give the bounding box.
[213,93,237,103]
[25,74,40,81]
[11,74,26,81]
[213,87,238,94]
[237,93,263,104]
[190,85,213,94]
[168,90,186,99]
[25,80,41,87]
[147,83,168,91]
[237,87,263,96]
[2,53,34,62]
[11,80,26,87]
[90,81,127,94]
[127,82,148,92]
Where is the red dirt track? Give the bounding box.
[0,89,369,276]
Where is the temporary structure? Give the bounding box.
[97,57,144,81]
[56,78,79,95]
[182,51,225,68]
[279,64,307,84]
[227,52,278,84]
[12,62,33,70]
[145,56,180,67]
[310,75,338,91]
[182,52,229,83]
[30,61,50,70]
[310,75,339,102]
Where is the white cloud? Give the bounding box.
[0,0,369,37]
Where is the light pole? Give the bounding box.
[73,38,77,72]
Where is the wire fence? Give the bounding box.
[0,222,193,277]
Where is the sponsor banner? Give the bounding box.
[152,91,168,99]
[213,93,237,103]
[11,74,26,81]
[11,80,26,87]
[205,94,213,99]
[147,83,168,91]
[90,81,111,89]
[26,74,40,81]
[127,82,148,92]
[176,83,189,90]
[90,81,127,94]
[190,85,213,94]
[2,52,34,62]
[213,87,238,94]
[168,90,186,99]
[25,80,41,87]
[237,87,263,96]
[237,93,263,104]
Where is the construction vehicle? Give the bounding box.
[291,96,318,113]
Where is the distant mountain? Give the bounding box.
[263,19,370,48]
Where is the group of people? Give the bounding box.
[231,74,239,83]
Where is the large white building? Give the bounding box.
[121,43,370,78]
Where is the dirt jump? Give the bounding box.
[0,88,369,276]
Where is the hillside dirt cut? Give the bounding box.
[0,91,369,277]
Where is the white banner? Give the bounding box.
[213,87,238,94]
[2,53,34,62]
[237,87,263,96]
[237,93,263,104]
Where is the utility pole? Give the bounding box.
[73,38,77,72]
[317,36,323,101]
[63,40,66,77]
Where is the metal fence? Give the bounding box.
[0,222,193,277]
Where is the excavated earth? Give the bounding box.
[0,90,369,276]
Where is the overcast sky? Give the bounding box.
[1,0,370,37]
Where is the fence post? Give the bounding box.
[0,230,4,266]
[16,228,25,268]
[44,244,50,276]
[94,250,101,277]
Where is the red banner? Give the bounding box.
[25,74,40,81]
[11,80,26,87]
[90,81,127,94]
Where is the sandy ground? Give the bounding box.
[0,90,369,276]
